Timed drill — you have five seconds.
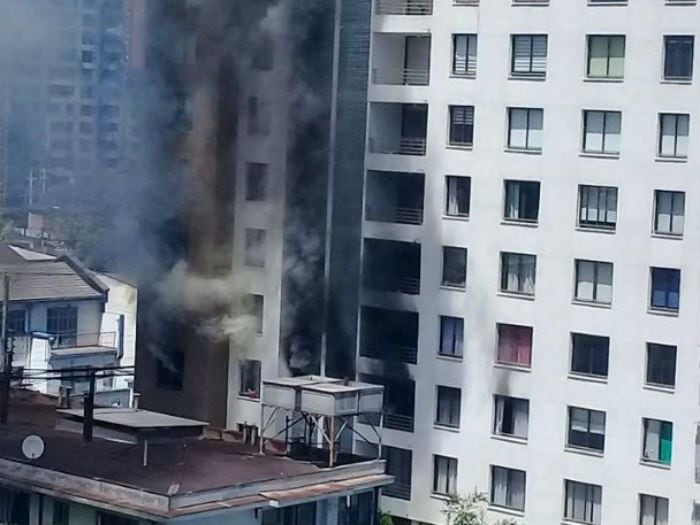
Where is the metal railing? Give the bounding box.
[373,68,430,86]
[376,0,433,15]
[360,342,418,364]
[369,137,426,156]
[52,332,117,350]
[383,482,412,500]
[400,276,420,295]
[395,207,423,225]
[384,413,415,432]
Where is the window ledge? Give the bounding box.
[441,285,467,293]
[568,373,608,385]
[450,72,476,80]
[661,79,693,85]
[643,383,675,394]
[512,1,550,6]
[651,232,683,241]
[446,144,474,151]
[640,459,672,471]
[431,493,452,502]
[453,0,480,5]
[434,423,461,433]
[587,1,628,5]
[238,395,261,403]
[487,505,525,518]
[437,353,463,362]
[647,307,679,318]
[579,151,620,160]
[497,291,536,301]
[508,74,546,81]
[491,433,528,445]
[572,299,612,309]
[504,147,543,155]
[655,156,687,164]
[443,214,470,222]
[583,76,624,83]
[666,0,697,4]
[564,446,604,458]
[575,225,616,235]
[501,219,539,228]
[494,362,531,373]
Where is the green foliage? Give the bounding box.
[442,490,519,525]
[378,511,394,525]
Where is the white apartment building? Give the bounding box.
[361,1,700,524]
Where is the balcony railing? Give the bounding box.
[383,482,412,500]
[395,207,423,225]
[369,137,426,156]
[360,341,418,364]
[373,68,430,86]
[400,276,420,295]
[384,412,415,432]
[51,332,117,350]
[376,0,433,15]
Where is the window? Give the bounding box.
[568,407,606,452]
[650,267,680,312]
[244,228,266,267]
[262,505,316,525]
[97,512,139,525]
[156,350,184,390]
[511,35,547,77]
[246,163,268,201]
[244,294,264,334]
[5,310,26,335]
[490,466,526,511]
[571,333,609,378]
[654,191,684,236]
[504,180,540,222]
[507,108,543,151]
[564,480,602,525]
[500,252,536,296]
[435,386,461,428]
[493,395,529,439]
[575,260,613,304]
[433,455,458,496]
[658,114,689,158]
[642,418,673,465]
[383,446,412,500]
[452,34,477,76]
[583,110,621,154]
[646,343,677,388]
[640,494,669,525]
[664,36,694,80]
[0,490,29,525]
[239,359,261,399]
[578,185,618,230]
[587,35,625,78]
[53,500,69,525]
[47,306,78,346]
[439,316,464,358]
[445,176,471,217]
[247,96,270,136]
[442,246,467,288]
[496,323,532,367]
[252,34,274,71]
[448,106,474,147]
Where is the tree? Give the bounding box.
[442,490,519,525]
[378,511,394,525]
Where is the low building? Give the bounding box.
[0,390,390,525]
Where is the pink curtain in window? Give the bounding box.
[498,325,532,366]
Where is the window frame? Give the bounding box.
[639,494,669,525]
[441,246,468,289]
[444,175,471,218]
[658,113,689,159]
[493,395,529,440]
[239,359,262,399]
[435,385,462,428]
[496,323,533,368]
[448,105,475,147]
[490,465,526,512]
[582,110,622,155]
[586,34,625,79]
[564,480,602,525]
[577,185,618,231]
[574,259,614,305]
[452,34,478,77]
[653,190,685,237]
[510,34,548,77]
[649,267,681,312]
[570,332,610,379]
[439,315,464,358]
[433,455,458,496]
[663,35,694,81]
[507,107,544,151]
[641,418,673,466]
[567,406,606,453]
[645,343,677,389]
[499,252,537,296]
[503,180,540,223]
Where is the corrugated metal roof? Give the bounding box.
[0,260,106,303]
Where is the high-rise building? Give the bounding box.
[359,1,700,524]
[0,0,140,209]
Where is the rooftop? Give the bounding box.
[0,390,389,521]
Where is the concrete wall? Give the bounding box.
[365,2,700,524]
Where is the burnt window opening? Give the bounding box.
[360,306,418,364]
[245,163,268,201]
[363,239,421,295]
[365,170,424,225]
[239,359,261,399]
[156,350,184,391]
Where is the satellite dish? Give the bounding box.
[21,435,45,460]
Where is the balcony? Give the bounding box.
[51,332,117,350]
[369,103,427,157]
[360,306,418,364]
[376,0,433,15]
[383,481,412,500]
[361,374,415,433]
[363,238,421,295]
[366,170,424,225]
[372,34,431,87]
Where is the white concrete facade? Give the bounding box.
[364,1,700,524]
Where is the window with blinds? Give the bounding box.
[583,110,622,154]
[578,185,618,230]
[448,105,474,146]
[658,113,689,158]
[511,34,547,77]
[654,190,685,236]
[452,34,477,76]
[587,35,625,78]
